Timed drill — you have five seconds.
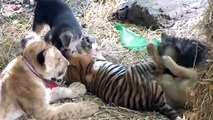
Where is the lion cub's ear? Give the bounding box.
[21,32,41,49]
[37,50,46,65]
[44,28,54,44]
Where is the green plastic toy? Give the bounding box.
[115,23,161,53]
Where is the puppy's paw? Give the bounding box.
[69,82,87,97]
[161,55,177,69]
[147,43,156,55]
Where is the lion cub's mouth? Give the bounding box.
[50,78,65,85]
[50,68,67,85]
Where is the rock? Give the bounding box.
[112,0,208,30]
[112,0,160,30]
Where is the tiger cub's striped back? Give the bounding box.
[66,55,181,120]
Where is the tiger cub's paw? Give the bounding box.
[69,82,87,97]
[79,102,99,117]
[161,55,177,70]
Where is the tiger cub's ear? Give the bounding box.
[76,55,95,72]
[83,55,95,65]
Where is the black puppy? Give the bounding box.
[32,0,88,55]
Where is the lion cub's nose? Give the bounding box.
[51,78,57,81]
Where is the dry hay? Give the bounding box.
[0,3,33,70]
[184,63,213,120]
[188,1,213,120]
[203,0,213,44]
[0,0,212,120]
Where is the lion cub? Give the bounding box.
[0,32,99,120]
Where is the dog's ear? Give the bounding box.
[37,50,46,66]
[44,28,55,44]
[59,30,72,47]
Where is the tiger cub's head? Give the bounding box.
[21,32,69,81]
[66,54,96,85]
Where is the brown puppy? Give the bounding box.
[147,43,198,108]
[0,32,99,120]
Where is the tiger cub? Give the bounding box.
[65,54,181,120]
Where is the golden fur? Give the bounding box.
[0,32,99,120]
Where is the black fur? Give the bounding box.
[158,33,209,71]
[37,50,45,65]
[33,0,82,49]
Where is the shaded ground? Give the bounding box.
[0,0,209,120]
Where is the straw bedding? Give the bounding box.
[0,0,212,119]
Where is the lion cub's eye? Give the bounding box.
[58,57,62,61]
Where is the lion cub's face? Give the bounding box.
[22,32,69,81]
[43,47,69,80]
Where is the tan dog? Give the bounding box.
[147,43,198,108]
[0,32,99,120]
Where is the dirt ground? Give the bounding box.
[0,0,210,120]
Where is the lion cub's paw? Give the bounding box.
[69,82,87,97]
[79,102,99,117]
[161,55,177,69]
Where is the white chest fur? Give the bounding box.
[93,61,109,71]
